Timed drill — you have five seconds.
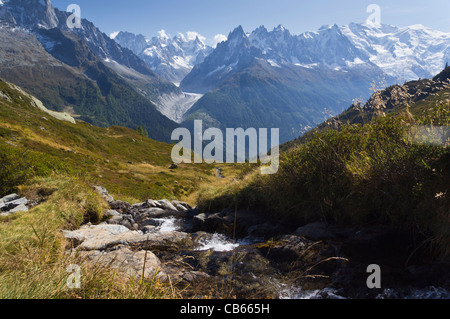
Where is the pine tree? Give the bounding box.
[136,126,148,137]
[446,62,449,69]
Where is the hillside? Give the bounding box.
[282,66,450,150]
[0,0,183,142]
[0,78,250,202]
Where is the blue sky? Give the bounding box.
[52,0,450,45]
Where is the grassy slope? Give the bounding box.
[0,77,243,203]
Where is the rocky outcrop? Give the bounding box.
[0,193,30,217]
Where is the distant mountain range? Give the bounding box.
[113,31,213,84]
[115,22,450,142]
[1,0,449,144]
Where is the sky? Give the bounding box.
[51,0,450,46]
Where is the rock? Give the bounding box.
[193,213,207,226]
[76,230,147,251]
[64,223,191,252]
[81,247,163,281]
[157,199,178,211]
[175,204,188,212]
[93,186,114,203]
[261,235,338,275]
[134,231,192,252]
[172,200,192,210]
[103,210,120,218]
[105,214,136,230]
[169,163,178,169]
[140,207,166,217]
[2,197,29,211]
[131,202,148,210]
[109,200,132,214]
[0,193,20,203]
[8,204,29,214]
[145,199,162,209]
[63,224,131,248]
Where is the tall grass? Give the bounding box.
[0,176,175,299]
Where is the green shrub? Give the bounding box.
[199,114,449,257]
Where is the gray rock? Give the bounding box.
[2,197,29,211]
[10,197,28,206]
[105,214,136,230]
[110,200,132,214]
[145,199,162,208]
[131,202,146,210]
[93,186,114,203]
[64,222,190,251]
[172,200,192,210]
[140,207,165,217]
[63,224,131,247]
[8,204,29,214]
[104,210,120,218]
[0,193,20,203]
[80,247,163,280]
[192,213,207,228]
[157,199,178,211]
[175,204,188,212]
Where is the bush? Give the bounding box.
[199,114,450,257]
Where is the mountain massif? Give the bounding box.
[0,0,181,141]
[1,0,450,144]
[116,22,450,143]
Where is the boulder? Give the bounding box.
[63,224,131,248]
[8,204,29,214]
[3,197,28,211]
[76,230,147,251]
[109,200,132,214]
[64,224,191,252]
[157,199,178,211]
[103,210,120,218]
[105,214,137,230]
[80,247,163,281]
[172,200,192,211]
[0,194,20,203]
[145,199,162,209]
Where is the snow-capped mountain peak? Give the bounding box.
[114,30,213,83]
[181,22,450,94]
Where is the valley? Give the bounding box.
[0,0,449,301]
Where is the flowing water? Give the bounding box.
[148,216,449,299]
[195,233,240,252]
